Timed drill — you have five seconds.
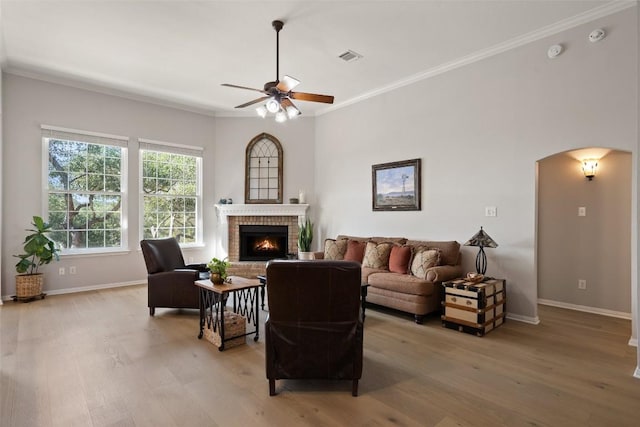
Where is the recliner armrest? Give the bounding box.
[185,263,209,272]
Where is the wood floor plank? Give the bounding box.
[2,284,639,427]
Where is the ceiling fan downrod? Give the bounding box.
[272,20,283,84]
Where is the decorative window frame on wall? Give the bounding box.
[245,133,283,204]
[42,125,129,254]
[138,138,204,247]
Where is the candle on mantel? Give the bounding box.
[298,190,306,204]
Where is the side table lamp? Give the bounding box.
[463,227,498,275]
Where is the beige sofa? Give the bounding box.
[316,235,462,324]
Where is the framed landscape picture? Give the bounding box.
[372,158,421,211]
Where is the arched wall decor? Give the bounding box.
[245,133,283,204]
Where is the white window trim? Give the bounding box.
[138,138,203,246]
[42,125,129,254]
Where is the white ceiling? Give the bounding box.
[0,0,628,117]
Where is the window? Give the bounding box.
[139,139,202,245]
[43,126,128,252]
[245,133,283,204]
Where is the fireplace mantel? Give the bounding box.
[215,203,309,224]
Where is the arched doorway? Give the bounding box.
[537,148,632,320]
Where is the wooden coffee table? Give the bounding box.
[194,276,261,351]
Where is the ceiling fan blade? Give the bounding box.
[290,91,334,104]
[276,75,300,92]
[221,83,268,94]
[235,96,270,109]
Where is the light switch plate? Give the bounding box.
[485,206,497,217]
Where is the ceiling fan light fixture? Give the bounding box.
[265,97,280,113]
[222,19,334,121]
[275,110,287,123]
[256,105,267,118]
[286,105,300,119]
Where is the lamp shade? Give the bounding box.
[265,98,280,113]
[463,227,498,248]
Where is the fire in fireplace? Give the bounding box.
[239,225,288,261]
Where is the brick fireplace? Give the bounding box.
[216,204,309,277]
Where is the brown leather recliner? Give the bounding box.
[265,260,364,396]
[140,238,208,316]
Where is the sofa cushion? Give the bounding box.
[323,238,348,260]
[410,247,441,279]
[367,272,436,296]
[344,239,367,262]
[388,245,412,274]
[362,241,394,269]
[406,240,460,266]
[361,266,387,285]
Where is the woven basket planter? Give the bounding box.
[15,274,44,298]
[204,310,246,349]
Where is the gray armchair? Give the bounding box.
[140,237,208,316]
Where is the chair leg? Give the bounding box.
[149,307,155,316]
[352,379,359,397]
[414,314,424,324]
[269,379,276,396]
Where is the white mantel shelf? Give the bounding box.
[215,203,309,224]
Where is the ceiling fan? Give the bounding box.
[222,20,334,121]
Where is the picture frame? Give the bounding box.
[372,158,421,211]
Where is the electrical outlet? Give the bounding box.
[578,207,586,217]
[69,266,77,275]
[578,279,587,290]
[485,206,497,217]
[59,267,65,276]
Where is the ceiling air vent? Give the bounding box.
[338,50,363,62]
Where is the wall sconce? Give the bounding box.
[582,159,598,181]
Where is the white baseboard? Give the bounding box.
[538,299,632,320]
[634,367,640,380]
[629,338,638,347]
[506,313,540,325]
[1,279,145,302]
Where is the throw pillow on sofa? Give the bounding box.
[324,238,348,260]
[389,245,413,274]
[410,247,441,279]
[362,241,394,269]
[344,239,367,262]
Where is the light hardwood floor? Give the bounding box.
[1,284,639,427]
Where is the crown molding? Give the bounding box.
[3,63,221,117]
[318,0,636,116]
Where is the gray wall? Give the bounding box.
[1,74,217,296]
[538,150,631,314]
[313,8,638,324]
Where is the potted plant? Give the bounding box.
[207,257,230,284]
[14,216,60,300]
[297,218,315,260]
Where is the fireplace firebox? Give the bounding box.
[239,225,288,261]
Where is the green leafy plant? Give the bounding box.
[14,216,60,275]
[207,257,230,280]
[297,218,314,252]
